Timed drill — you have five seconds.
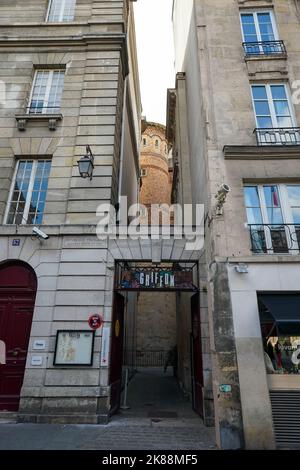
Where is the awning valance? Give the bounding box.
[258,294,300,335]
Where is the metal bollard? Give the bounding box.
[120,367,130,410]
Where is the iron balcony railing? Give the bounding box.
[254,128,300,146]
[248,224,300,254]
[243,40,286,56]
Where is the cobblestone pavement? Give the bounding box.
[0,420,216,450]
[0,369,216,450]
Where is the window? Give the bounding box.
[258,294,300,375]
[140,168,147,177]
[251,84,294,129]
[155,140,159,149]
[28,70,65,115]
[5,160,52,225]
[244,184,300,254]
[47,0,76,22]
[240,11,280,54]
[143,138,147,146]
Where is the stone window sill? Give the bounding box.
[15,113,63,131]
[245,53,287,62]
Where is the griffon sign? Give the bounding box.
[120,269,197,291]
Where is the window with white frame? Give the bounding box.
[140,168,147,177]
[244,184,300,254]
[240,11,279,54]
[47,0,76,22]
[5,160,52,225]
[28,70,65,115]
[251,84,295,129]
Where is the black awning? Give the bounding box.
[258,294,300,335]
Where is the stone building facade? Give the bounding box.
[0,0,141,424]
[169,0,300,449]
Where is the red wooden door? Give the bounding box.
[191,293,204,417]
[0,262,37,411]
[109,293,125,415]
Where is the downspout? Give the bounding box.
[295,0,300,20]
[118,75,128,209]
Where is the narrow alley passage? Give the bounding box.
[118,367,198,420]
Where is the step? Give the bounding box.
[0,412,18,423]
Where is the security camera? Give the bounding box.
[215,184,230,215]
[32,227,49,240]
[216,183,230,199]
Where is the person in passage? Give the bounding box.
[164,345,178,377]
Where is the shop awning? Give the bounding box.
[258,294,300,335]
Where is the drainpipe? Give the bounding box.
[118,75,128,211]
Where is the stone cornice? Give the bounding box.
[224,145,300,160]
[0,224,99,237]
[0,33,129,76]
[227,255,300,264]
[0,20,124,27]
[0,33,127,48]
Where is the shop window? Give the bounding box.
[258,294,300,375]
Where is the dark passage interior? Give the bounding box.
[121,367,194,420]
[113,288,203,420]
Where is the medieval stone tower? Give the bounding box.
[140,121,173,222]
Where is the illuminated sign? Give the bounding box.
[120,269,196,291]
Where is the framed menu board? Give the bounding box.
[53,330,95,366]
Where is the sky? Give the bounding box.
[133,0,175,126]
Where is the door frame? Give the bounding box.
[109,291,125,415]
[0,260,37,411]
[190,292,204,418]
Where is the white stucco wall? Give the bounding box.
[120,106,139,208]
[172,0,194,72]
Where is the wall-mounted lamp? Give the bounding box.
[235,263,249,274]
[78,145,94,180]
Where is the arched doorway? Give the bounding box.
[0,261,37,411]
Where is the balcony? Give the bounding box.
[248,224,300,254]
[243,40,286,57]
[254,128,300,146]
